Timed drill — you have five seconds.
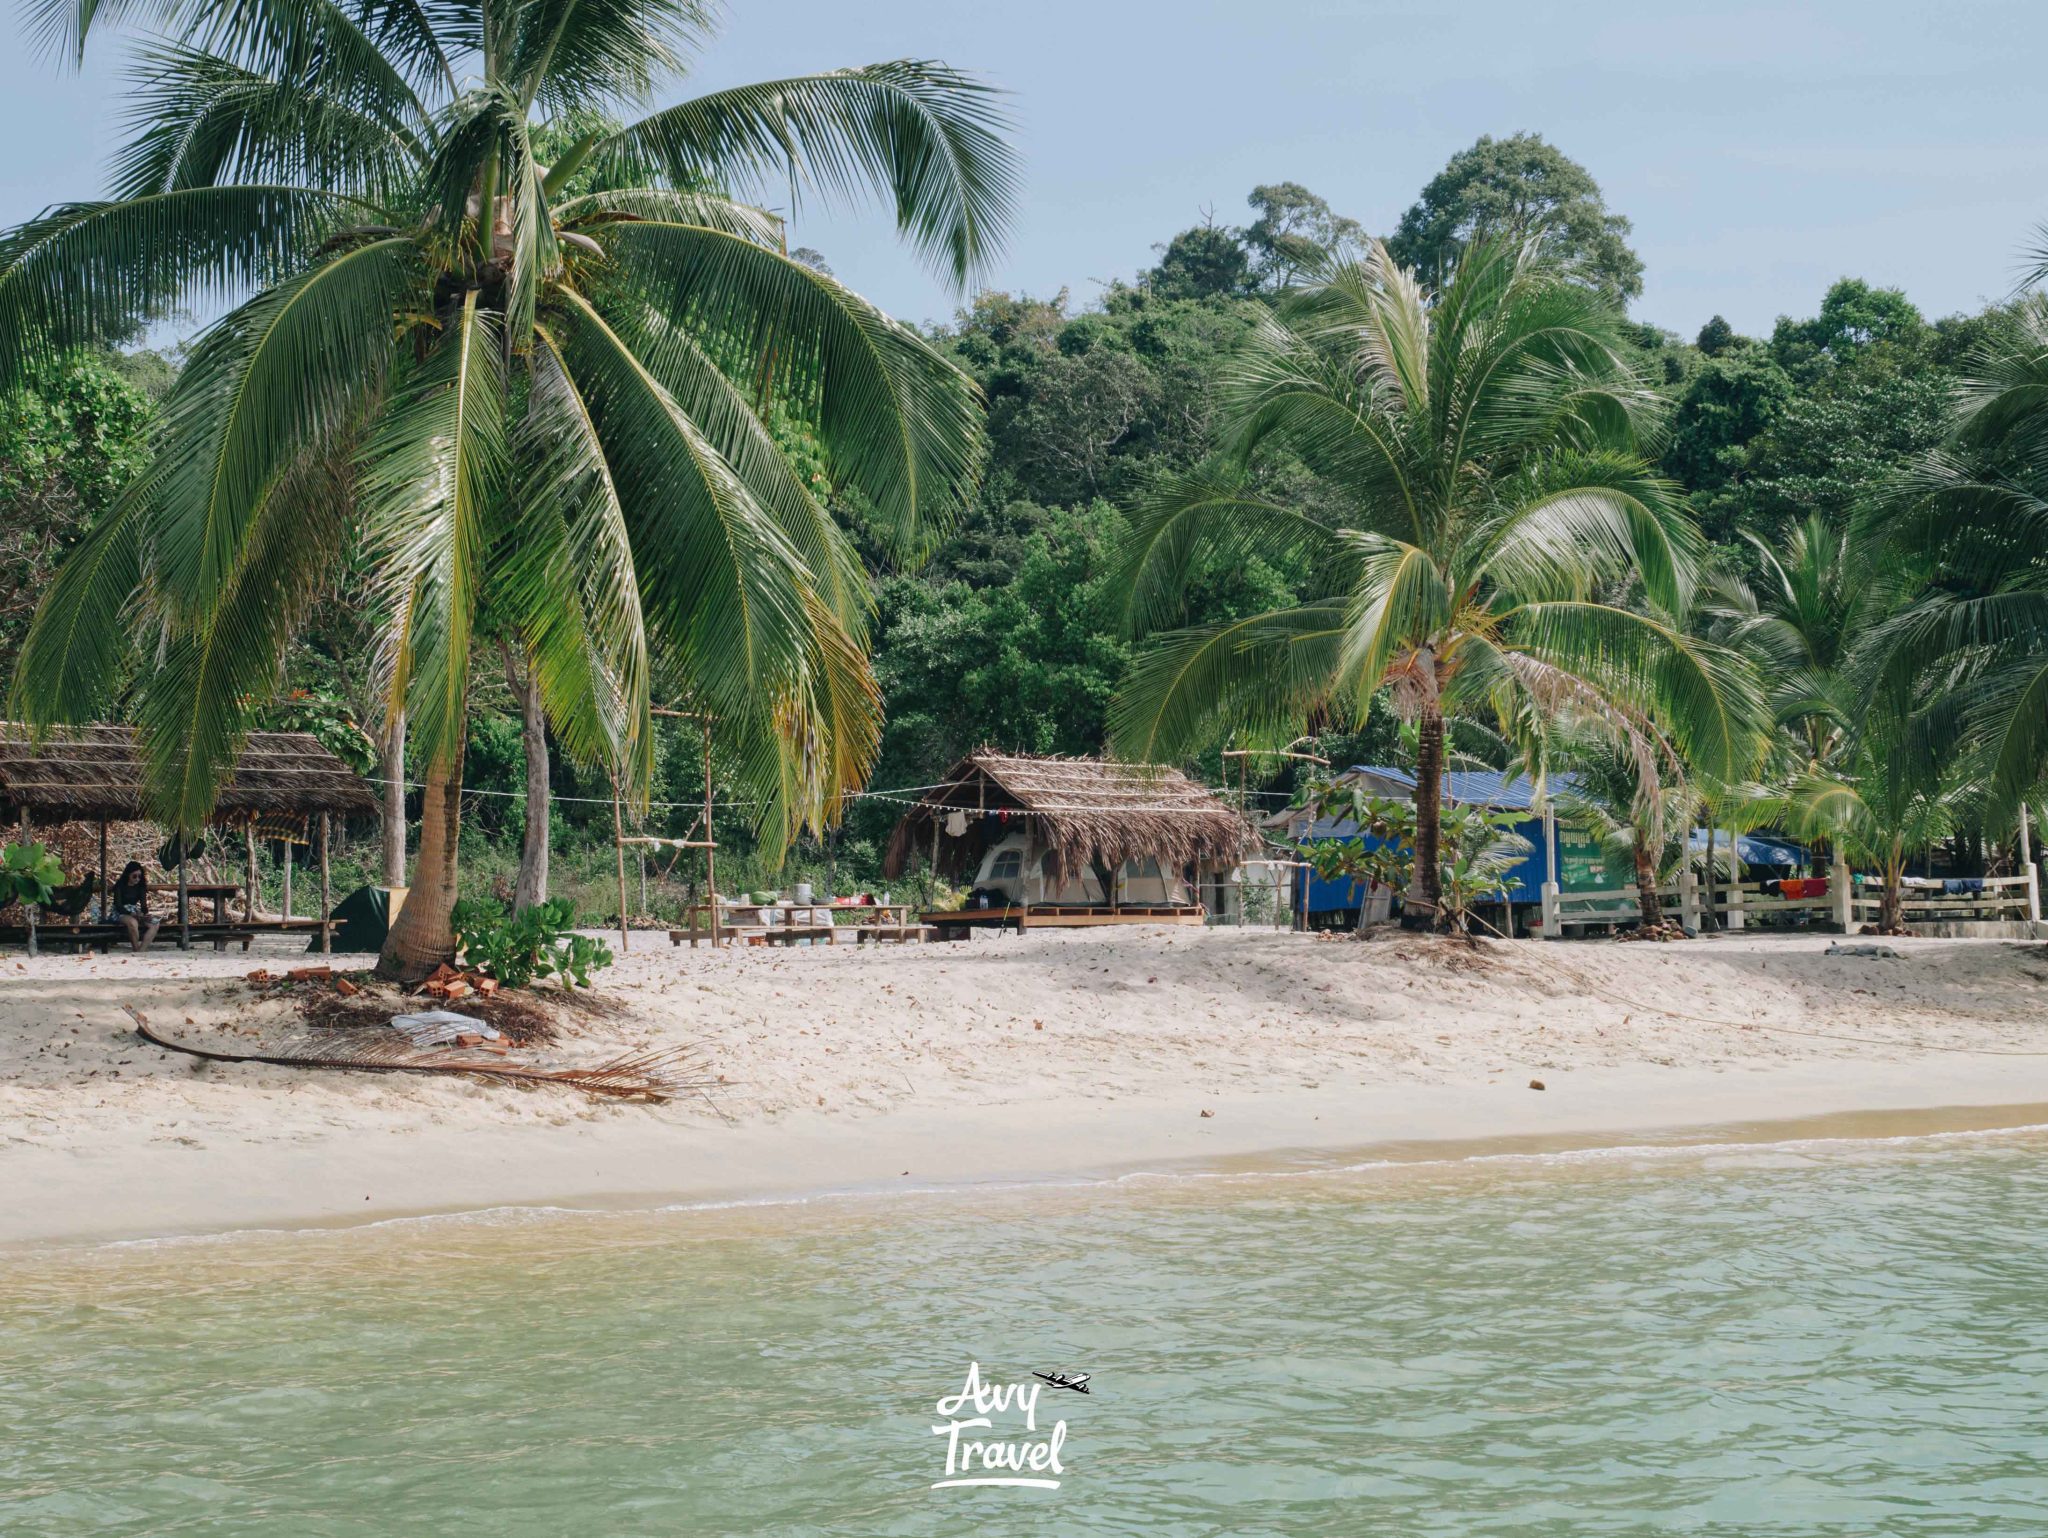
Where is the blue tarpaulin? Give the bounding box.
[1685,829,1805,867]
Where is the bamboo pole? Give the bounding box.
[610,776,631,952]
[318,813,332,955]
[246,813,258,922]
[281,832,292,920]
[20,808,36,957]
[177,838,190,951]
[97,819,108,923]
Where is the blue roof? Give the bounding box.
[1344,765,1583,811]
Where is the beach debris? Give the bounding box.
[1826,942,1902,959]
[245,968,273,984]
[334,977,360,998]
[1528,1079,1547,1090]
[390,1009,498,1047]
[1199,1108,1214,1118]
[287,965,333,982]
[125,1007,715,1103]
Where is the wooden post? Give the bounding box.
[19,808,36,958]
[318,813,332,955]
[177,838,190,951]
[2019,804,2040,925]
[1539,800,1559,940]
[929,799,942,907]
[610,776,631,952]
[97,818,109,922]
[245,813,259,922]
[702,718,719,949]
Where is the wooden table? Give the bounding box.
[835,902,925,942]
[177,883,243,924]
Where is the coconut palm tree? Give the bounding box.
[1110,237,1764,927]
[1861,293,2048,829]
[1,0,1015,976]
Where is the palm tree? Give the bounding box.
[2,0,1015,977]
[1110,237,1763,927]
[1550,736,1683,931]
[1862,294,2048,829]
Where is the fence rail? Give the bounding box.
[1541,867,2040,935]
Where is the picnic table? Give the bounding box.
[669,900,930,948]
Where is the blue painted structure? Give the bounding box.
[1294,766,1576,919]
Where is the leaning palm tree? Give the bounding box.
[2,0,1014,976]
[1111,237,1763,927]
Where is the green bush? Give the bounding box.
[451,896,614,990]
[1,841,65,909]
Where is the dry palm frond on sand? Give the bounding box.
[125,1007,718,1105]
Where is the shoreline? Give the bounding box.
[6,926,2048,1249]
[11,1059,2048,1250]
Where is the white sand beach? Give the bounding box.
[5,926,2048,1247]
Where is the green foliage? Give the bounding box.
[0,842,67,909]
[0,350,156,681]
[451,895,614,989]
[1295,783,1530,934]
[1387,132,1644,300]
[1146,224,1253,301]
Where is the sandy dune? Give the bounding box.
[5,926,2048,1245]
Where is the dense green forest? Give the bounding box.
[0,134,2028,918]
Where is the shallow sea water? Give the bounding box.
[6,1127,2048,1535]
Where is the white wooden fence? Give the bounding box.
[1538,858,2041,935]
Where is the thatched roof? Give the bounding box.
[882,750,1246,884]
[0,723,378,823]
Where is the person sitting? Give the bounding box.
[107,862,162,952]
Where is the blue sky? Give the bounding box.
[2,0,2043,342]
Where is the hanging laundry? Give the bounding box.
[1943,878,1985,896]
[944,809,969,838]
[1807,878,1828,899]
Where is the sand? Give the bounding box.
[5,925,2048,1246]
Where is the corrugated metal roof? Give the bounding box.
[1342,765,1583,811]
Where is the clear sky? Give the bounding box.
[3,0,2043,342]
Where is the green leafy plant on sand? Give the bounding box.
[0,841,66,909]
[1296,783,1531,935]
[453,896,613,990]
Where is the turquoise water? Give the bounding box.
[6,1129,2048,1535]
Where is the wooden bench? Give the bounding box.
[853,923,931,943]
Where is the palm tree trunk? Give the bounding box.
[376,751,463,981]
[502,640,549,913]
[379,711,407,888]
[1407,702,1445,930]
[1881,843,1905,934]
[1633,832,1662,929]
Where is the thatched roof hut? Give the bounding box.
[0,723,378,825]
[882,750,1246,886]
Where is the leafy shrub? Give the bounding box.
[451,896,614,990]
[1,841,65,908]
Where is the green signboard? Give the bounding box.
[1555,825,1632,892]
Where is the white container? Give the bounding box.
[795,882,814,904]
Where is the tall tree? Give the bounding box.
[1388,133,1644,301]
[4,0,1015,977]
[1110,238,1762,927]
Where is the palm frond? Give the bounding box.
[594,218,983,561]
[0,185,369,388]
[357,291,508,768]
[595,62,1016,287]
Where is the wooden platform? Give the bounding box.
[922,905,1206,940]
[5,917,331,954]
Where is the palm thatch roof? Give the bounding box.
[0,724,378,823]
[882,750,1246,885]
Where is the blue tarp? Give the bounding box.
[1684,829,1805,868]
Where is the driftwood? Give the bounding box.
[125,1006,718,1105]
